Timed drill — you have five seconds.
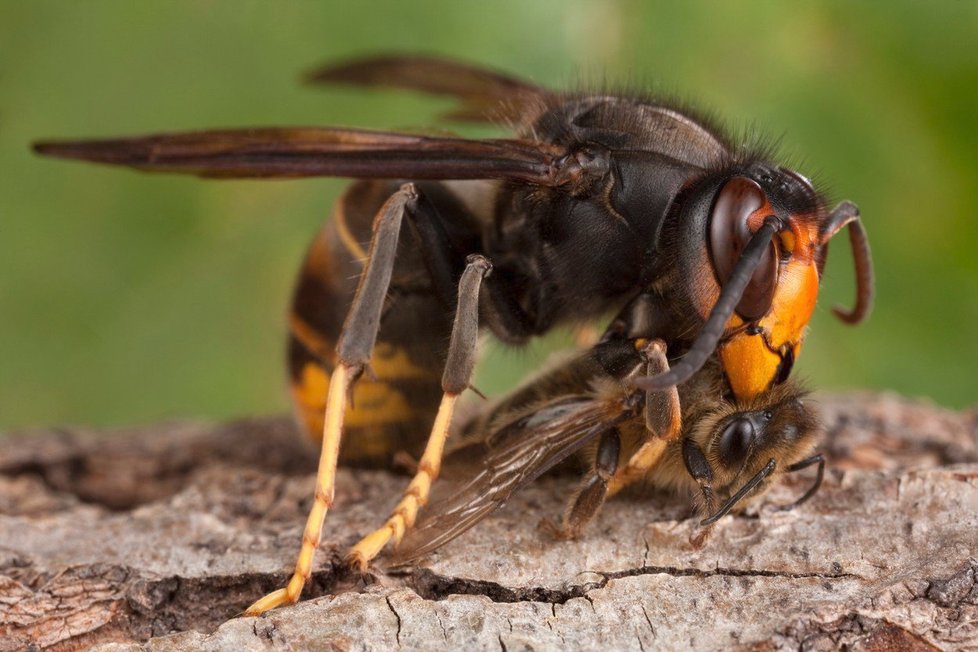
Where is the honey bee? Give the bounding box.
[395,337,822,562]
[33,55,864,614]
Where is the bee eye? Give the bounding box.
[708,177,779,321]
[718,416,757,466]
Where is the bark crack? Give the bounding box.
[640,604,656,640]
[604,563,861,583]
[385,595,402,647]
[400,563,858,607]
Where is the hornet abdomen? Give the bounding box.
[287,180,452,466]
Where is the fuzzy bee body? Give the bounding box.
[398,340,820,561]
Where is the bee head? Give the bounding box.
[685,382,820,524]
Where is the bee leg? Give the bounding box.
[545,428,621,540]
[346,255,492,569]
[243,185,417,617]
[606,339,681,496]
[681,438,719,549]
[779,453,825,510]
[681,438,717,510]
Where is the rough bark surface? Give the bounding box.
[0,392,976,651]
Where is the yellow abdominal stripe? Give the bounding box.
[370,342,430,380]
[345,384,416,427]
[294,342,429,430]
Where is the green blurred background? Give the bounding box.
[1,1,976,431]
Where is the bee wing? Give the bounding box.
[394,395,629,563]
[304,54,551,123]
[33,127,563,184]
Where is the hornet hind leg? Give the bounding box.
[347,255,491,568]
[245,185,420,616]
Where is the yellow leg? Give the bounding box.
[244,365,352,616]
[345,254,491,568]
[241,186,417,616]
[347,392,458,568]
[606,438,668,497]
[607,338,681,497]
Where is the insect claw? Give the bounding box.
[345,549,370,572]
[688,525,713,550]
[392,450,419,474]
[537,517,571,540]
[242,588,293,618]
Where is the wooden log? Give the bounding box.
[0,392,975,651]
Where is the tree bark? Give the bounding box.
[0,392,976,651]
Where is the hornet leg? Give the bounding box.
[244,185,417,616]
[346,255,491,569]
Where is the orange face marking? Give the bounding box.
[718,334,781,401]
[720,215,821,401]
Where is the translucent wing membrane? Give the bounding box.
[306,54,551,123]
[394,395,634,562]
[33,127,563,184]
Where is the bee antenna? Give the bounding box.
[632,217,781,392]
[699,458,776,526]
[778,452,825,510]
